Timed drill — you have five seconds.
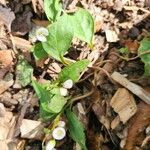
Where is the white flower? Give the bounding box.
[52,127,66,140]
[45,140,56,150]
[60,87,68,96]
[36,27,49,42]
[63,79,73,89]
[57,121,66,128]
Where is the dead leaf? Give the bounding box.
[110,88,137,124]
[0,0,7,5]
[125,102,150,150]
[32,19,49,27]
[13,36,32,51]
[105,29,119,42]
[0,5,15,31]
[0,50,14,67]
[20,119,44,140]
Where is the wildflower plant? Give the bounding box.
[30,0,95,149]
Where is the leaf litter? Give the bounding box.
[0,0,150,150]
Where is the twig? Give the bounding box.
[111,71,150,105]
[110,50,150,61]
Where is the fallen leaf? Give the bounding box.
[110,88,137,124]
[125,102,150,150]
[20,119,44,140]
[0,50,14,67]
[105,29,119,42]
[0,5,15,31]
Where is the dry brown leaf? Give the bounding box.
[20,119,44,140]
[13,36,32,51]
[0,50,14,67]
[110,88,137,124]
[32,19,49,27]
[124,102,150,150]
[0,5,15,31]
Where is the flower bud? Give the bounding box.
[36,27,49,42]
[52,127,66,140]
[57,121,66,128]
[63,79,73,89]
[60,87,68,96]
[45,140,56,150]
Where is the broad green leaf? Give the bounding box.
[32,43,48,60]
[44,0,62,22]
[16,56,33,87]
[138,38,150,75]
[42,14,73,61]
[47,94,67,113]
[144,63,150,76]
[66,109,87,150]
[70,8,94,46]
[58,59,90,83]
[32,80,67,119]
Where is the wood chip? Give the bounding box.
[105,29,119,42]
[111,71,150,105]
[13,36,32,51]
[20,119,44,140]
[110,88,137,124]
[0,80,14,94]
[0,50,14,67]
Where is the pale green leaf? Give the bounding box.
[42,14,73,61]
[16,56,33,87]
[66,109,87,150]
[58,59,90,83]
[70,8,94,45]
[44,0,62,22]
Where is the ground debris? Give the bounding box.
[110,88,137,124]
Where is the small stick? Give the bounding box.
[111,71,150,105]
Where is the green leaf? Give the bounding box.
[16,56,33,87]
[32,80,67,119]
[32,43,48,60]
[138,38,150,75]
[119,47,129,54]
[58,59,90,83]
[66,109,87,150]
[42,14,73,61]
[70,8,94,46]
[44,0,62,22]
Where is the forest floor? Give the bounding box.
[0,0,150,150]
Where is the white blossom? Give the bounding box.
[52,127,66,140]
[57,121,66,128]
[45,140,56,150]
[63,79,73,89]
[60,87,68,96]
[36,27,49,42]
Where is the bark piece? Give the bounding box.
[110,88,137,124]
[111,71,150,105]
[20,119,44,140]
[105,29,119,42]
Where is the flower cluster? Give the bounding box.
[45,120,66,150]
[60,79,73,96]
